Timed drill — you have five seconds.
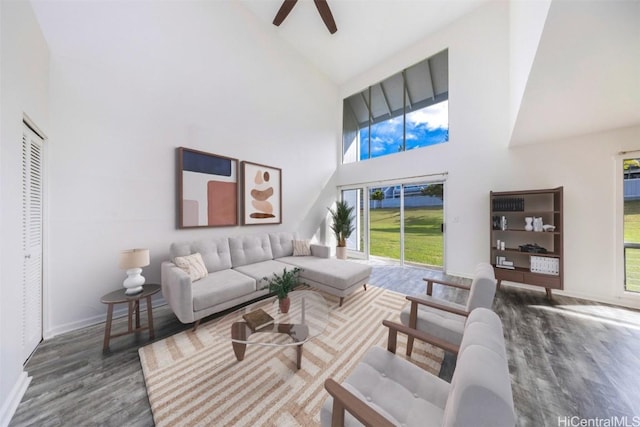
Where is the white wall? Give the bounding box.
[41,0,339,336]
[0,0,50,423]
[508,0,551,137]
[338,1,511,277]
[337,1,640,309]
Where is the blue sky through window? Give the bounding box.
[359,100,448,160]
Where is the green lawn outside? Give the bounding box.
[369,206,443,267]
[624,200,640,292]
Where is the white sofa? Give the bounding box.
[161,232,372,327]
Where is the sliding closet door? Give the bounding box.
[22,123,44,362]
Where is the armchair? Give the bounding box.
[321,308,514,426]
[401,263,496,357]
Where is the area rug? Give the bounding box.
[139,286,444,427]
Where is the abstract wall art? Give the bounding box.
[178,147,238,228]
[241,161,282,225]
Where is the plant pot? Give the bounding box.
[336,246,347,260]
[279,297,290,313]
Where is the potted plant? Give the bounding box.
[328,200,355,260]
[264,267,301,313]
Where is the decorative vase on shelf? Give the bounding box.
[533,217,543,232]
[525,217,533,231]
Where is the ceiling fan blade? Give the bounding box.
[273,0,298,26]
[314,0,337,34]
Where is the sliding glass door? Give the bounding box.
[348,181,445,268]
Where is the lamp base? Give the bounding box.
[123,268,145,295]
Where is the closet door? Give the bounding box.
[22,123,44,362]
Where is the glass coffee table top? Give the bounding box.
[213,290,329,347]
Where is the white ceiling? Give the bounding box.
[237,0,488,84]
[510,0,640,145]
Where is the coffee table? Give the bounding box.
[213,290,329,369]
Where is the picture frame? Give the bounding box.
[178,147,238,228]
[241,161,282,225]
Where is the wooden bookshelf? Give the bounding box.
[490,187,563,299]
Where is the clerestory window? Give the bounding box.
[342,49,449,163]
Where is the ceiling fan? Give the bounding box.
[273,0,338,34]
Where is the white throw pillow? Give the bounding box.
[174,252,208,282]
[292,239,311,256]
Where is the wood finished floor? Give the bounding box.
[10,262,640,426]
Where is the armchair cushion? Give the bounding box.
[400,299,467,346]
[321,346,450,427]
[465,263,497,312]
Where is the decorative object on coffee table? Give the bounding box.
[119,248,150,295]
[242,308,274,331]
[328,200,355,260]
[264,267,300,313]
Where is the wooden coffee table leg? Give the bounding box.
[231,323,248,361]
[103,303,114,351]
[296,344,303,369]
[232,341,247,361]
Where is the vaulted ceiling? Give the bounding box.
[29,0,640,145]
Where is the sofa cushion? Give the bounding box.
[173,253,208,282]
[170,237,232,273]
[192,269,256,312]
[280,256,371,291]
[234,260,294,291]
[268,232,297,258]
[229,234,274,267]
[292,239,311,256]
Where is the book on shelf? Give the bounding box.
[242,309,274,331]
[495,264,515,270]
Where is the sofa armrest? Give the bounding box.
[310,244,330,258]
[161,261,195,323]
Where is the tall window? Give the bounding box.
[623,157,640,293]
[342,49,449,163]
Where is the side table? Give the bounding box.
[100,284,161,351]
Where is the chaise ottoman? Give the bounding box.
[279,256,372,306]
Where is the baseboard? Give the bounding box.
[44,297,167,339]
[0,371,31,427]
[498,281,640,310]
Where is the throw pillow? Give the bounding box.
[292,239,311,256]
[174,252,208,282]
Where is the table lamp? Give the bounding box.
[119,248,150,295]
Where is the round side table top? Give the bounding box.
[100,284,161,304]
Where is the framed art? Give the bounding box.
[178,147,238,228]
[241,161,282,225]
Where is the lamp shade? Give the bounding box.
[119,248,150,270]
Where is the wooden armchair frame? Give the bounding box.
[404,277,472,356]
[324,319,460,427]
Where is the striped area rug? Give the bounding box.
[139,286,444,427]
